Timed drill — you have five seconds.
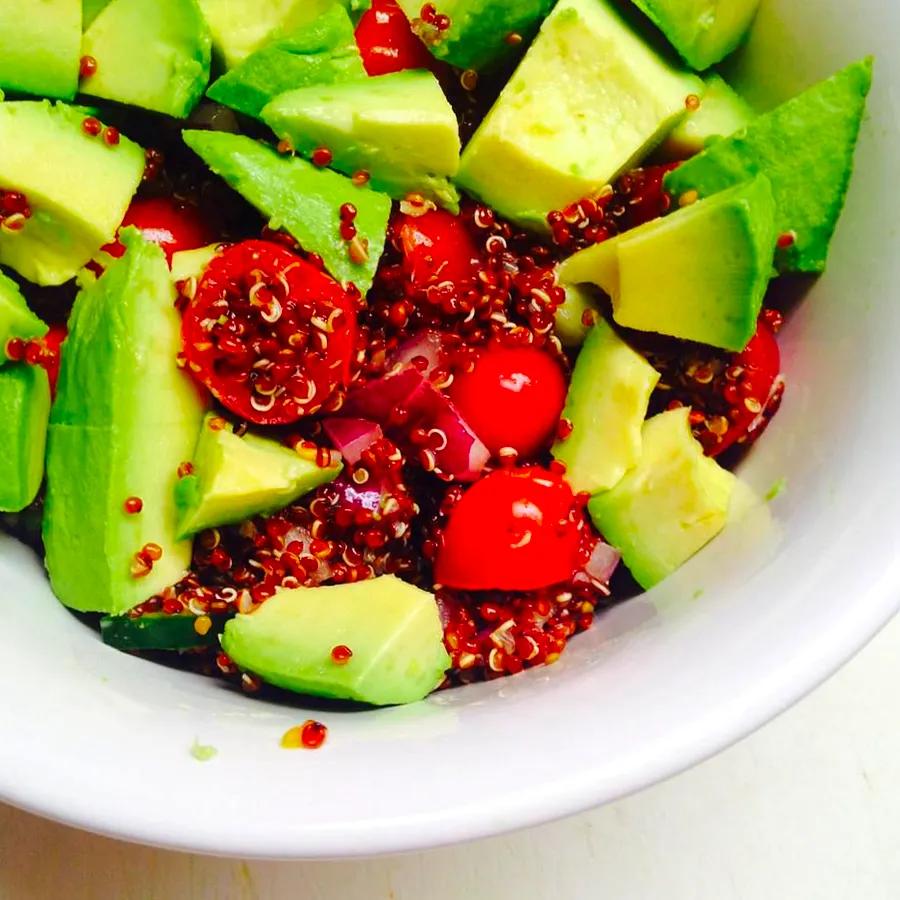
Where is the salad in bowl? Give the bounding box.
[0,0,871,717]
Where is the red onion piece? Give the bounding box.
[389,329,445,376]
[583,540,621,586]
[322,417,383,466]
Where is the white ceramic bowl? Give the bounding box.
[0,0,896,859]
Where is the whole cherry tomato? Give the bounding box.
[435,467,583,591]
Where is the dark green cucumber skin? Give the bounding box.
[100,613,229,652]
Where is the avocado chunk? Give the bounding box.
[395,0,554,71]
[665,59,873,274]
[0,363,50,513]
[100,611,228,651]
[183,129,391,293]
[0,0,81,99]
[83,0,112,28]
[80,0,212,118]
[176,413,342,538]
[560,175,776,351]
[456,0,701,231]
[588,407,736,589]
[0,101,144,286]
[554,282,599,348]
[198,0,340,70]
[44,230,207,614]
[169,243,221,285]
[222,575,450,706]
[658,73,754,160]
[206,5,365,118]
[262,70,461,210]
[0,272,48,361]
[553,319,659,494]
[630,0,760,71]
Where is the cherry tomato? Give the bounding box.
[39,322,67,398]
[103,196,215,264]
[450,344,567,459]
[355,0,437,76]
[394,209,481,291]
[435,467,583,591]
[181,240,357,425]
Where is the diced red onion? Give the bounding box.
[389,329,444,376]
[583,540,621,585]
[322,417,383,466]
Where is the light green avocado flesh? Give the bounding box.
[553,319,659,494]
[0,101,144,286]
[222,576,451,706]
[560,175,776,352]
[456,0,701,231]
[665,58,873,273]
[0,363,50,513]
[169,243,221,285]
[395,0,555,71]
[262,70,461,211]
[0,0,81,99]
[176,413,342,538]
[554,282,600,348]
[588,407,736,589]
[81,0,212,118]
[198,0,337,70]
[206,5,365,118]
[183,129,391,293]
[658,73,754,160]
[0,272,47,361]
[630,0,761,71]
[44,230,207,614]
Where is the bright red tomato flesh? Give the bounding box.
[181,240,357,425]
[355,0,437,76]
[450,344,567,459]
[394,208,481,291]
[38,322,67,398]
[104,196,215,264]
[435,467,583,591]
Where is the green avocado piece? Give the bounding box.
[552,319,659,494]
[658,73,754,160]
[588,407,736,589]
[222,575,450,706]
[630,0,760,71]
[198,0,341,70]
[0,272,48,361]
[176,413,342,538]
[183,129,391,293]
[456,0,702,232]
[0,0,81,99]
[262,70,461,211]
[0,363,50,513]
[0,101,144,286]
[100,612,229,651]
[665,59,873,274]
[554,282,599,348]
[169,243,221,285]
[83,0,112,28]
[44,230,207,614]
[206,5,365,118]
[80,0,212,118]
[395,0,554,71]
[560,175,776,351]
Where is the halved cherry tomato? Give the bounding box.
[393,209,481,291]
[449,344,567,459]
[435,467,583,591]
[181,240,356,425]
[355,0,437,76]
[103,196,215,264]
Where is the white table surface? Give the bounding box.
[3,608,900,900]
